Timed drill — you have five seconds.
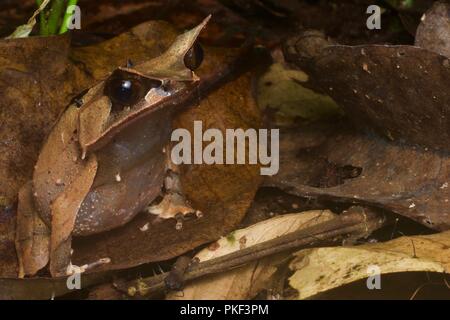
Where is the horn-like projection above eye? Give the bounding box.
[128,15,211,81]
[104,71,162,112]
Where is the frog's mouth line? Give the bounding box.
[80,81,199,156]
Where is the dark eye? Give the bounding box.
[105,78,144,111]
[104,73,162,112]
[184,42,204,71]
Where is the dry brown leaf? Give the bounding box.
[289,231,450,299]
[265,124,450,231]
[298,45,450,152]
[284,4,450,152]
[167,210,336,300]
[415,1,450,58]
[0,35,74,204]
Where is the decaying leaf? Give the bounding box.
[256,63,342,125]
[415,1,450,58]
[265,123,450,230]
[289,231,450,299]
[283,2,450,152]
[288,44,450,152]
[70,20,179,81]
[278,7,450,229]
[0,35,74,206]
[6,0,50,39]
[167,210,336,300]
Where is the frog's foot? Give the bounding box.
[147,170,201,230]
[148,193,197,223]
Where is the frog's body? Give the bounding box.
[15,17,210,277]
[32,102,173,236]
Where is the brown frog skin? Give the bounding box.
[17,16,210,264]
[34,18,209,237]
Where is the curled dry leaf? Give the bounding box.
[289,231,450,299]
[118,206,385,299]
[6,0,50,39]
[167,210,336,300]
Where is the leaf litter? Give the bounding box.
[0,0,449,300]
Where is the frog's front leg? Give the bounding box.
[49,155,98,277]
[147,148,201,230]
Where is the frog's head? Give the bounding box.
[76,15,210,158]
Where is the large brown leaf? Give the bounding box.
[0,35,73,203]
[0,36,75,278]
[415,1,450,58]
[284,2,450,153]
[278,9,450,230]
[264,122,450,231]
[289,44,450,152]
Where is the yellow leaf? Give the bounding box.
[289,231,450,299]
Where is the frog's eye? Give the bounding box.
[184,42,204,71]
[104,73,162,112]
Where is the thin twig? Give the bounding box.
[118,206,386,298]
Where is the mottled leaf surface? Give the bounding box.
[265,122,450,230]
